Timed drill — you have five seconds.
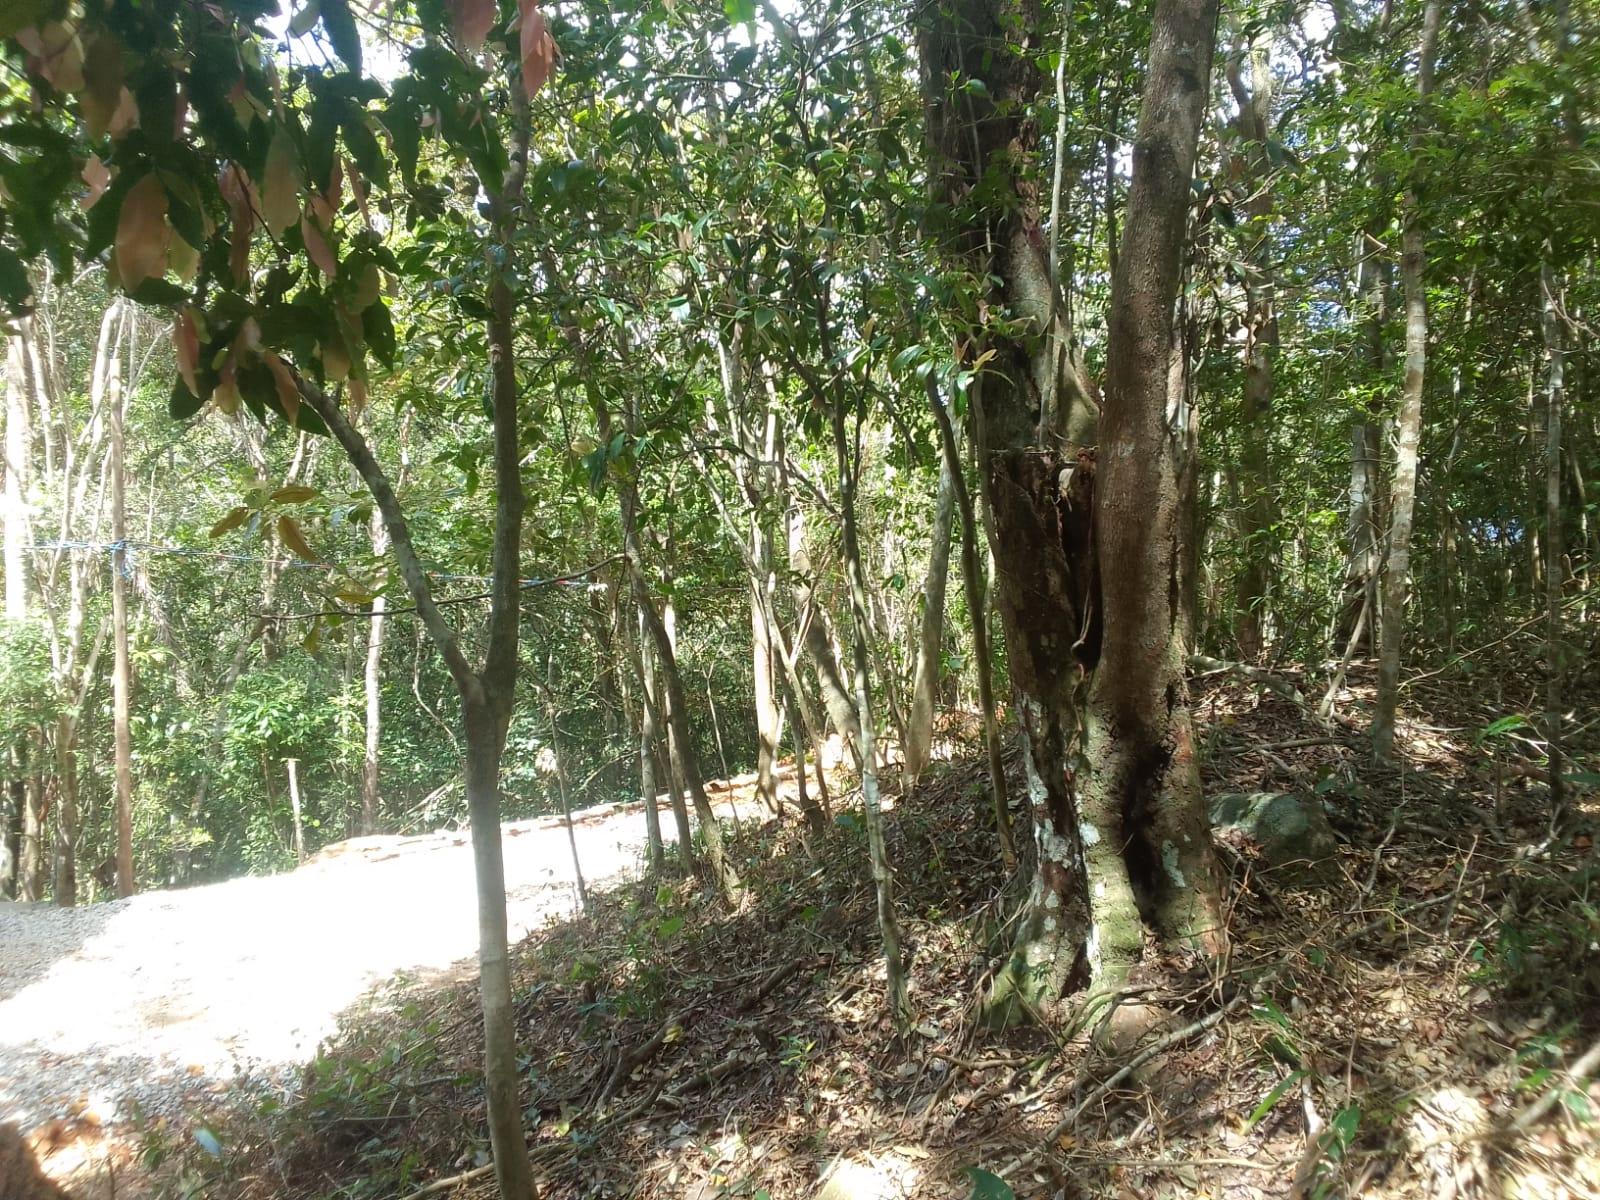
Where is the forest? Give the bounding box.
[0,0,1596,1196]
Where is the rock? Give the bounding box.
[1209,791,1339,881]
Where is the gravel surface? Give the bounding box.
[0,800,692,1132]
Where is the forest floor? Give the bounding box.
[12,656,1600,1200]
[0,780,774,1191]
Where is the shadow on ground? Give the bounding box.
[119,659,1600,1200]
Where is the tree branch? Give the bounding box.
[296,379,479,700]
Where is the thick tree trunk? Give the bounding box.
[903,425,959,789]
[637,617,686,869]
[920,0,1223,1018]
[1373,0,1442,765]
[1090,0,1226,971]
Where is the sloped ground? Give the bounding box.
[20,661,1600,1200]
[1,784,771,1194]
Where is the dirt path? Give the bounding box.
[0,794,751,1136]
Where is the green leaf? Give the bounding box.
[1247,1069,1306,1128]
[723,0,756,27]
[1477,714,1529,742]
[0,249,31,314]
[170,378,206,421]
[0,0,59,38]
[656,916,684,939]
[320,0,363,74]
[964,1168,1014,1200]
[1326,1105,1361,1155]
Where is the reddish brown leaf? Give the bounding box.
[81,155,110,209]
[276,516,319,563]
[450,0,497,51]
[517,0,557,98]
[80,31,123,138]
[114,172,170,292]
[262,351,302,427]
[209,507,251,538]
[171,308,200,398]
[107,87,139,137]
[214,356,241,416]
[18,22,85,93]
[301,210,338,277]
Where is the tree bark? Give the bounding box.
[637,571,740,900]
[919,0,1223,1018]
[928,379,1013,864]
[627,584,666,873]
[1540,262,1565,821]
[1090,0,1226,974]
[361,505,388,835]
[831,397,911,1029]
[902,421,959,789]
[4,326,31,624]
[637,612,688,869]
[300,66,537,1193]
[1226,37,1280,662]
[1372,0,1442,765]
[108,302,135,898]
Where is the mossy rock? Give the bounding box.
[1209,791,1339,881]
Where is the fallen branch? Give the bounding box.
[595,1010,689,1106]
[1190,655,1307,705]
[1510,1034,1600,1132]
[739,957,811,1011]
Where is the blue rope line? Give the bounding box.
[26,538,595,589]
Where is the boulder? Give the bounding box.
[1209,791,1339,881]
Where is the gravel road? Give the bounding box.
[0,797,717,1134]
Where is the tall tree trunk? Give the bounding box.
[1226,36,1280,661]
[717,332,783,811]
[361,505,388,836]
[903,425,959,789]
[831,398,911,1029]
[1086,0,1225,982]
[1338,421,1381,653]
[1540,262,1565,822]
[920,0,1222,1020]
[627,583,666,873]
[1372,0,1442,765]
[637,613,685,869]
[4,328,31,622]
[785,497,861,753]
[303,66,537,1193]
[632,571,740,900]
[108,302,135,898]
[928,379,1013,864]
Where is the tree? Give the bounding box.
[919,0,1224,1018]
[1372,0,1443,765]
